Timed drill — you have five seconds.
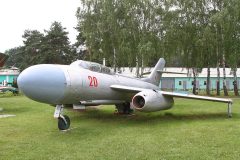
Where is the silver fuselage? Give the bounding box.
[17,64,159,105]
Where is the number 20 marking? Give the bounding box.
[88,76,98,87]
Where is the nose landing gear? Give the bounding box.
[58,115,70,130]
[54,105,71,131]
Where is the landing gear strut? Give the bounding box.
[115,102,133,115]
[227,102,232,118]
[54,105,71,130]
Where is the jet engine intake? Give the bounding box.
[132,90,174,112]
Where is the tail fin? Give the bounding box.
[142,58,165,86]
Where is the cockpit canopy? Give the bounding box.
[70,60,114,75]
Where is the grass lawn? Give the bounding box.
[0,96,240,160]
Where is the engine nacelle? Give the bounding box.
[132,90,174,112]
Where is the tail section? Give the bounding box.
[142,58,165,86]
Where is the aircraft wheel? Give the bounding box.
[58,115,70,130]
[115,103,133,115]
[115,104,124,114]
[123,102,133,114]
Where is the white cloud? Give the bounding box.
[0,0,80,52]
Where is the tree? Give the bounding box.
[223,0,240,96]
[76,0,165,70]
[5,22,74,70]
[42,21,73,64]
[5,47,25,70]
[22,30,45,67]
[75,0,240,96]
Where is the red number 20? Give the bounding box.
[88,76,98,87]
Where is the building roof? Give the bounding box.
[0,68,19,76]
[117,67,240,78]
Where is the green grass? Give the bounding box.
[0,96,240,160]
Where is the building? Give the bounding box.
[0,68,19,86]
[159,68,239,91]
[118,67,240,91]
[0,53,19,86]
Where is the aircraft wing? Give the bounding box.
[110,85,146,93]
[110,85,232,104]
[161,91,232,104]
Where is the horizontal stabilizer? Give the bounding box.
[157,70,187,75]
[140,71,151,76]
[141,70,187,76]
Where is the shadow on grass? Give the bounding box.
[0,103,47,115]
[72,108,236,125]
[0,106,29,114]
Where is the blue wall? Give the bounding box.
[0,75,18,85]
[160,77,237,90]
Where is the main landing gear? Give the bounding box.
[54,105,71,131]
[115,102,133,115]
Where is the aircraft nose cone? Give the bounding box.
[17,64,66,104]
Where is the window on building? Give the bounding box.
[179,81,182,85]
[204,81,207,85]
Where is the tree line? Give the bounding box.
[5,0,240,96]
[76,0,240,96]
[5,21,79,70]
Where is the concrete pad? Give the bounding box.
[0,114,16,118]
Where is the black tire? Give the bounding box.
[58,115,70,130]
[115,104,124,114]
[115,103,133,114]
[123,102,133,114]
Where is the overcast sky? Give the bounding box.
[0,0,80,53]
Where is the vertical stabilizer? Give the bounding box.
[142,58,165,86]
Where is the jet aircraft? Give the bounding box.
[17,58,233,130]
